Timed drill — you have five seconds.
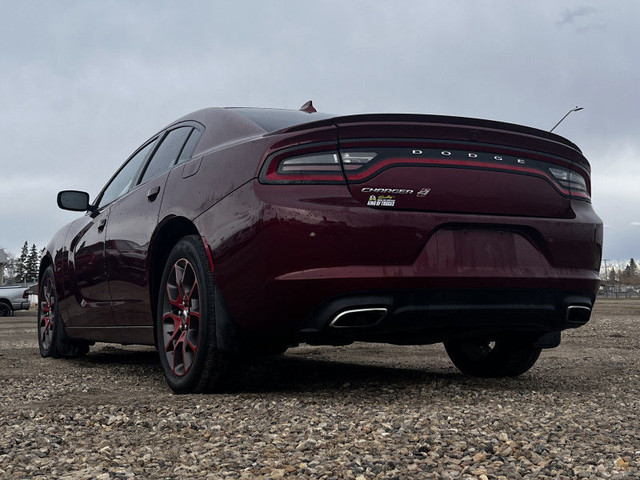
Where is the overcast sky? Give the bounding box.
[1,1,638,263]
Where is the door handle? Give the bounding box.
[97,218,107,232]
[147,185,161,201]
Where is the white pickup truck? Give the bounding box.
[0,285,31,316]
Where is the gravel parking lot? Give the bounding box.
[0,300,638,479]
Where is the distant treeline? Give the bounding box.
[3,242,40,285]
[602,258,639,286]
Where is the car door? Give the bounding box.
[106,125,195,326]
[66,139,158,327]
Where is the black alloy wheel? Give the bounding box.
[156,235,226,393]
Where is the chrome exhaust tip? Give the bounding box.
[566,305,591,327]
[329,308,388,328]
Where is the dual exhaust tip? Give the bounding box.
[329,307,388,329]
[566,305,592,327]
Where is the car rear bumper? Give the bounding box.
[13,301,30,311]
[196,181,602,344]
[296,288,594,346]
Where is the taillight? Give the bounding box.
[23,289,29,299]
[549,167,589,197]
[341,152,377,170]
[261,144,591,201]
[261,149,380,184]
[261,150,345,184]
[280,153,341,172]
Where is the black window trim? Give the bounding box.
[136,127,190,186]
[174,120,204,163]
[134,120,205,187]
[92,120,205,211]
[93,135,160,211]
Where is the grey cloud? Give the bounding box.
[556,6,597,25]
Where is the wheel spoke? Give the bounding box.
[166,280,183,308]
[44,320,52,341]
[183,340,194,372]
[186,336,197,352]
[162,313,183,352]
[175,263,186,303]
[185,278,198,305]
[173,331,187,374]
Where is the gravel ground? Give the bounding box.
[0,300,639,479]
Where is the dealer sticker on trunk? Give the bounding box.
[367,195,396,207]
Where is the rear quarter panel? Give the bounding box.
[158,137,273,223]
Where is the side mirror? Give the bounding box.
[57,190,91,212]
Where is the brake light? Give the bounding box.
[341,152,377,170]
[262,151,345,184]
[261,149,380,184]
[23,289,29,299]
[549,167,589,194]
[280,153,341,172]
[261,144,591,201]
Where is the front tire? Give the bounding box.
[156,236,226,393]
[444,335,541,378]
[38,266,89,358]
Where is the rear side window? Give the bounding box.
[139,127,193,184]
[177,128,203,164]
[98,140,157,208]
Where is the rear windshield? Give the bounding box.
[231,108,333,132]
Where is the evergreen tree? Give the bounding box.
[27,244,39,283]
[622,258,639,285]
[16,241,28,284]
[629,258,638,277]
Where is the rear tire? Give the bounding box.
[0,302,11,317]
[156,236,226,393]
[38,266,90,358]
[444,335,541,377]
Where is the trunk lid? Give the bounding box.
[332,114,589,218]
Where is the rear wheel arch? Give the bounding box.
[148,217,202,341]
[38,253,55,309]
[39,254,54,282]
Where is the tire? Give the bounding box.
[0,302,11,317]
[38,266,90,358]
[444,335,542,378]
[156,235,226,393]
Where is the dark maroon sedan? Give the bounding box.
[39,104,602,392]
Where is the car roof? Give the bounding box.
[166,107,332,155]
